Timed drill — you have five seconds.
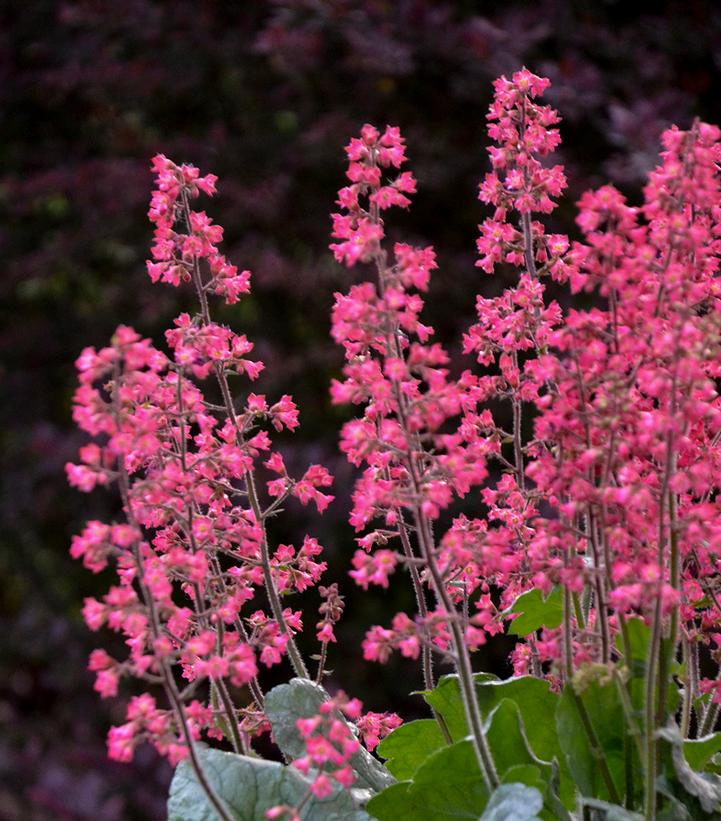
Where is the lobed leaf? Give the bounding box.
[367,739,489,821]
[264,677,394,793]
[167,746,371,821]
[375,718,446,780]
[505,588,563,637]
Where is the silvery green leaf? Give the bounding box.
[167,746,371,821]
[478,783,543,820]
[264,678,395,793]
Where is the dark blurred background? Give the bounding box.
[2,1,721,817]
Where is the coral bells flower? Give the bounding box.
[267,688,396,820]
[481,69,564,214]
[316,583,345,646]
[147,155,250,306]
[292,692,360,780]
[525,118,721,671]
[68,155,335,782]
[476,68,577,290]
[330,123,494,589]
[355,711,402,751]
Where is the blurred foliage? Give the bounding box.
[3,0,721,816]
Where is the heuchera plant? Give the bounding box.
[67,69,721,820]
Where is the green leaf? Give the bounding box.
[363,782,416,821]
[264,678,394,793]
[167,746,371,821]
[424,674,574,807]
[485,699,550,776]
[407,739,490,819]
[555,670,626,801]
[499,765,572,821]
[369,698,572,821]
[425,675,558,753]
[617,618,683,685]
[505,588,563,636]
[376,719,446,780]
[479,783,544,820]
[616,617,649,665]
[476,678,562,767]
[685,733,721,771]
[500,764,545,788]
[367,740,489,821]
[422,673,496,741]
[421,675,468,740]
[654,776,694,821]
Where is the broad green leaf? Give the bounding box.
[167,746,371,821]
[475,678,562,767]
[655,781,694,821]
[556,670,626,801]
[408,739,490,820]
[369,699,562,821]
[421,675,468,740]
[479,783,543,820]
[376,719,446,780]
[369,701,570,821]
[422,673,497,741]
[616,618,683,694]
[500,764,545,787]
[264,678,394,792]
[367,740,489,821]
[485,699,549,776]
[505,588,563,636]
[615,617,649,667]
[425,675,558,753]
[500,765,572,821]
[685,733,721,771]
[424,674,573,807]
[363,782,416,821]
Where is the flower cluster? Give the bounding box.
[67,156,335,780]
[147,154,251,304]
[327,121,515,787]
[329,71,721,726]
[328,121,496,614]
[476,68,572,282]
[524,119,721,674]
[331,74,568,684]
[266,692,400,820]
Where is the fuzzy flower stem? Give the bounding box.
[521,211,538,281]
[175,372,246,749]
[396,513,435,687]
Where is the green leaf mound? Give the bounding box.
[166,643,721,819]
